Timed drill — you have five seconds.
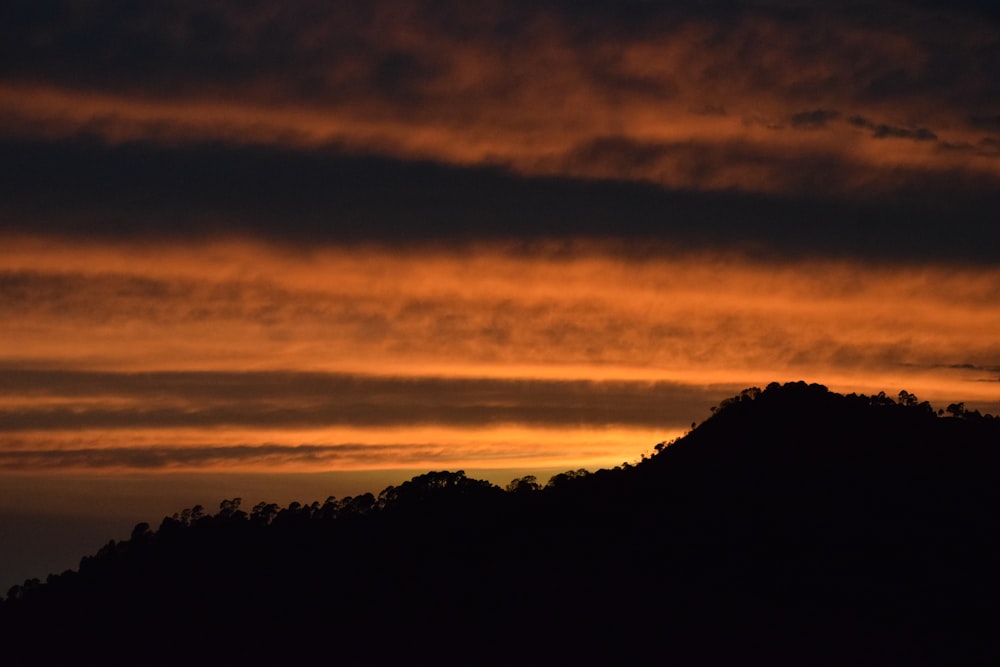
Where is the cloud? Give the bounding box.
[0,443,472,471]
[0,370,726,430]
[2,238,999,472]
[0,444,360,471]
[3,134,1000,263]
[1,1,998,198]
[0,438,618,471]
[0,422,674,472]
[790,109,841,129]
[3,237,999,399]
[553,134,893,195]
[848,115,937,141]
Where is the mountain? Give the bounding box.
[2,382,999,666]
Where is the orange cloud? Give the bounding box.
[0,425,674,473]
[4,237,999,381]
[1,2,998,196]
[1,236,997,473]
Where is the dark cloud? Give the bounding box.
[847,115,937,141]
[0,369,730,430]
[0,0,997,219]
[0,443,485,471]
[938,137,1000,157]
[790,109,840,129]
[875,126,937,141]
[2,2,998,118]
[2,136,999,263]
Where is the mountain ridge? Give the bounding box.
[2,382,998,665]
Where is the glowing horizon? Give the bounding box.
[2,236,997,474]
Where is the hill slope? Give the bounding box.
[3,382,999,665]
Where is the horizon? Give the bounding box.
[0,382,991,595]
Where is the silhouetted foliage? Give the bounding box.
[545,467,590,488]
[505,475,541,494]
[3,382,999,666]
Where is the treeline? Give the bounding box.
[2,470,577,603]
[3,382,999,666]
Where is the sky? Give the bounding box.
[1,0,999,591]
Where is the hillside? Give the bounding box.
[3,382,999,666]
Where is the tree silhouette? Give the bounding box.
[3,382,999,666]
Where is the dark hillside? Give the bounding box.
[2,382,999,665]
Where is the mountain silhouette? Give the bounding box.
[2,382,998,666]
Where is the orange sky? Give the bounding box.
[2,237,997,475]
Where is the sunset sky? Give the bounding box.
[2,0,999,591]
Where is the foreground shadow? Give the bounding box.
[3,382,999,666]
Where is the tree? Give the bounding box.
[217,498,244,520]
[251,502,279,525]
[131,522,152,541]
[506,476,541,494]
